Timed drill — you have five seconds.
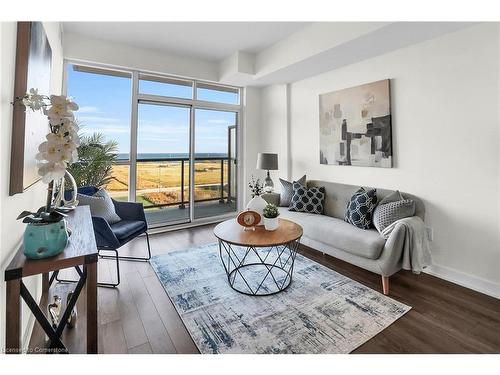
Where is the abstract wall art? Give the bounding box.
[319,79,392,168]
[10,22,52,195]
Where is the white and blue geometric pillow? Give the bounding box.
[344,188,378,229]
[289,182,326,214]
[77,188,122,224]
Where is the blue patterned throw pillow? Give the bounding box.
[279,175,306,207]
[344,188,378,229]
[289,182,325,214]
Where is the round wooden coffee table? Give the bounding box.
[213,218,303,296]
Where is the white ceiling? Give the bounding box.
[62,22,310,61]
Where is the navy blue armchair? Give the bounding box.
[62,186,151,287]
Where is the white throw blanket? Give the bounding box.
[381,216,431,274]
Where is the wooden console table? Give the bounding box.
[4,206,98,354]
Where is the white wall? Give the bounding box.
[260,23,500,296]
[64,33,219,82]
[260,84,290,181]
[0,22,64,350]
[242,87,262,205]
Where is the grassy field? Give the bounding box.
[105,160,229,208]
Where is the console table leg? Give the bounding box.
[42,273,49,293]
[5,279,21,354]
[86,262,98,353]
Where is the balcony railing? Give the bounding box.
[106,157,236,211]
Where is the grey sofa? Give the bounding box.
[262,180,425,295]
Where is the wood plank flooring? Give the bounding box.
[29,224,500,354]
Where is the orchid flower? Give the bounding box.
[22,88,46,111]
[18,91,81,183]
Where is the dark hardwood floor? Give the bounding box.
[29,224,500,354]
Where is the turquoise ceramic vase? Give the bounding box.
[23,220,68,260]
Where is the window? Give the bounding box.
[67,64,132,161]
[196,82,239,105]
[66,62,241,227]
[139,74,193,99]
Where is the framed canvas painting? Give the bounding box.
[9,22,52,195]
[319,79,392,168]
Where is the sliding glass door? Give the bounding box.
[67,62,241,228]
[136,102,191,226]
[193,109,238,219]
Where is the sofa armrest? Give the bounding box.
[376,224,407,276]
[262,193,280,206]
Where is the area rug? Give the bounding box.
[150,243,410,354]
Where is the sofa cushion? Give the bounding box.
[377,190,403,205]
[344,187,378,229]
[280,210,386,260]
[279,175,306,207]
[289,182,325,214]
[110,220,146,241]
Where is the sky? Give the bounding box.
[67,65,238,158]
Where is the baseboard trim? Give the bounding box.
[424,264,500,300]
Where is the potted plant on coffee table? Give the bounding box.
[262,203,280,231]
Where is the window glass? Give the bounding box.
[105,165,129,201]
[137,103,190,160]
[136,103,191,224]
[139,74,192,99]
[67,64,132,161]
[193,109,238,219]
[196,82,239,105]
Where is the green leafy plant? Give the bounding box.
[248,175,263,197]
[67,132,118,189]
[263,203,279,219]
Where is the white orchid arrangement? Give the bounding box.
[14,88,80,223]
[20,88,80,183]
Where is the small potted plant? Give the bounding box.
[262,203,280,231]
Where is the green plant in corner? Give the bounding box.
[263,203,279,219]
[67,132,118,189]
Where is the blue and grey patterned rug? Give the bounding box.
[150,243,410,354]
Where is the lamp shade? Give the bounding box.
[256,153,278,170]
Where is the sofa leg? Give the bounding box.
[381,276,390,295]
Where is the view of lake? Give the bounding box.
[116,153,229,160]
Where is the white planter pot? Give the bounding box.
[264,217,279,231]
[246,195,267,225]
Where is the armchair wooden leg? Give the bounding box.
[382,276,390,295]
